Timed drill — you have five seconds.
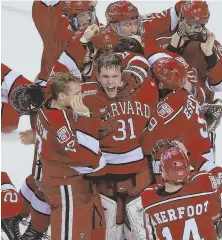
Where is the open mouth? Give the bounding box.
[107,86,116,92]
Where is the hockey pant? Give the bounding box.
[96,162,153,240]
[43,178,105,240]
[20,175,51,232]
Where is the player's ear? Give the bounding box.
[58,92,65,101]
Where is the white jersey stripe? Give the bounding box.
[205,79,222,92]
[164,106,184,124]
[58,51,81,78]
[102,147,144,165]
[147,53,172,66]
[127,55,149,67]
[1,184,16,192]
[69,154,106,174]
[76,130,99,155]
[144,189,217,211]
[67,185,73,240]
[31,194,51,215]
[170,7,180,31]
[60,185,66,240]
[1,69,21,102]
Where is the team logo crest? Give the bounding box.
[157,103,173,118]
[209,176,222,189]
[57,126,70,143]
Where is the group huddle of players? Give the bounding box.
[1,0,222,239]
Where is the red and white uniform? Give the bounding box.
[141,170,222,240]
[53,34,149,83]
[36,106,106,185]
[140,1,222,103]
[141,89,213,175]
[1,63,31,133]
[141,3,180,39]
[143,40,206,103]
[1,172,23,219]
[154,35,222,102]
[32,0,76,85]
[82,78,158,175]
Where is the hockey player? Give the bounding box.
[1,172,24,239]
[105,1,222,103]
[1,63,31,133]
[79,52,158,239]
[33,0,98,85]
[141,140,222,240]
[140,56,215,179]
[31,72,107,240]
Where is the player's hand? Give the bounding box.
[80,24,100,44]
[171,32,186,48]
[19,129,36,145]
[99,118,117,140]
[70,95,90,116]
[116,73,140,101]
[201,32,215,56]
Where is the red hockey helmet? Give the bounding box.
[61,1,96,15]
[181,0,210,25]
[91,26,120,51]
[152,57,187,90]
[160,147,190,184]
[105,1,139,23]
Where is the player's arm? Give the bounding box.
[1,63,31,103]
[204,39,222,92]
[142,2,180,39]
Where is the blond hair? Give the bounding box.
[50,72,80,100]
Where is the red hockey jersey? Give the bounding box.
[140,89,213,174]
[82,78,158,174]
[1,63,31,133]
[36,106,106,185]
[141,170,222,240]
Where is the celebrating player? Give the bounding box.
[32,72,107,240]
[141,140,222,240]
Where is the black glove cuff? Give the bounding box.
[205,52,217,70]
[166,44,184,55]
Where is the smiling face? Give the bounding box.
[110,18,139,37]
[97,66,122,98]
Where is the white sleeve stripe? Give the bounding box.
[58,52,81,78]
[124,69,144,83]
[76,130,99,154]
[127,65,148,77]
[147,53,172,66]
[164,106,184,124]
[3,70,21,93]
[69,154,106,174]
[170,7,180,31]
[31,194,51,215]
[40,0,60,7]
[205,79,222,92]
[1,184,16,191]
[144,189,217,211]
[127,56,149,67]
